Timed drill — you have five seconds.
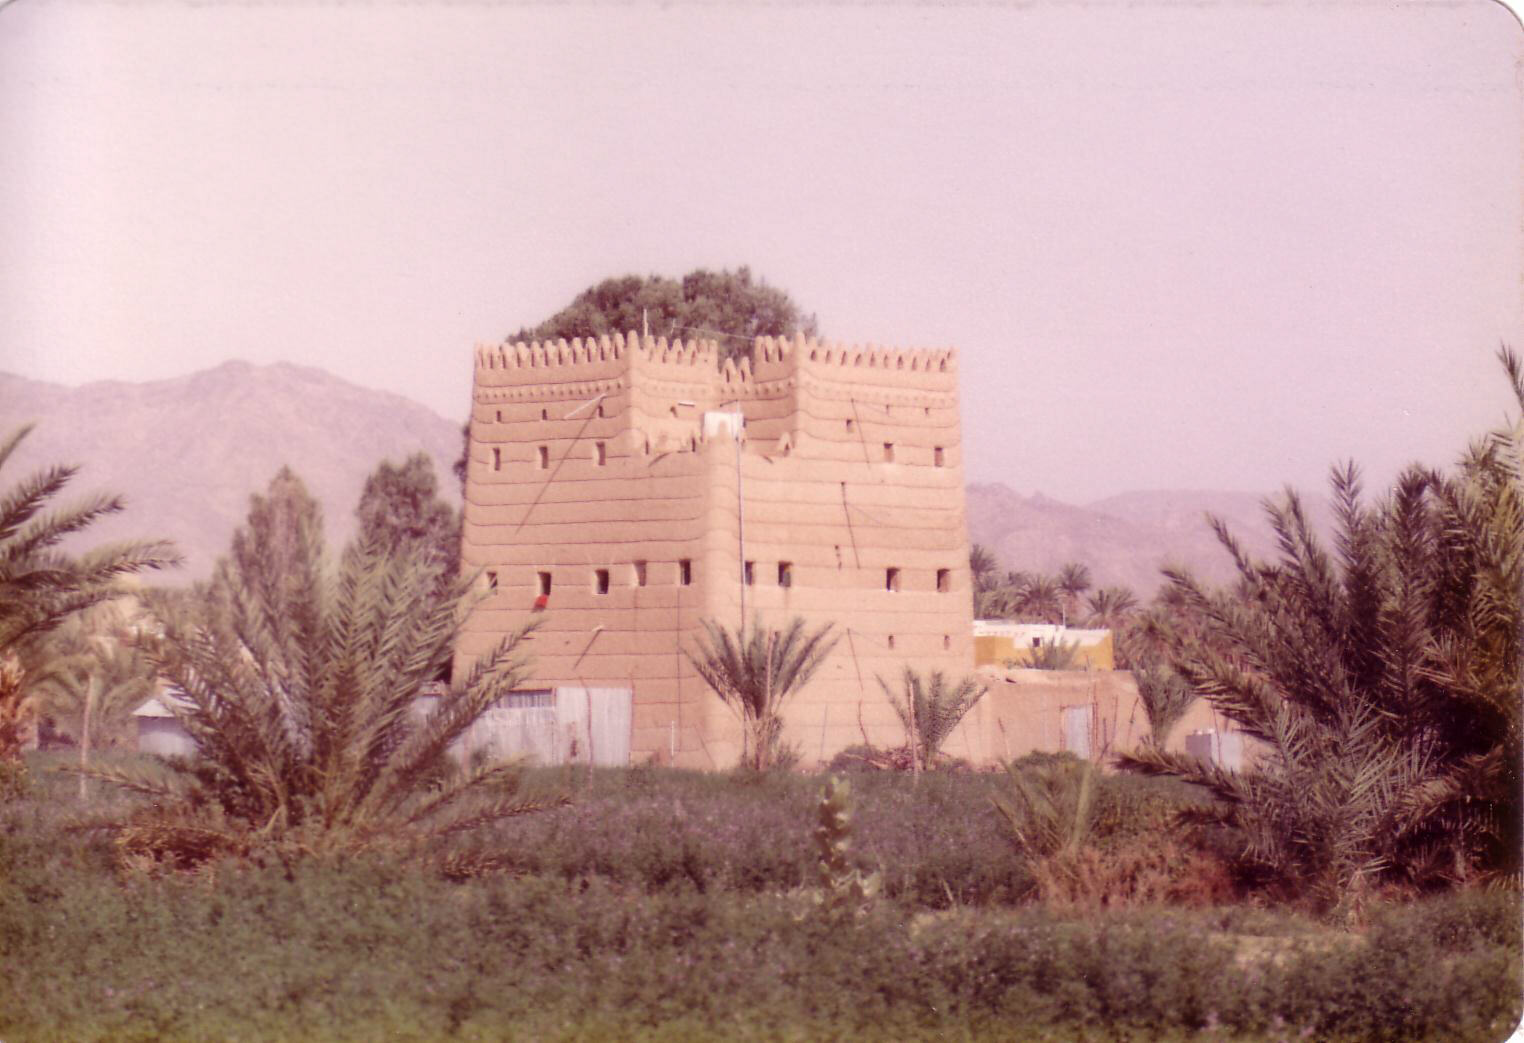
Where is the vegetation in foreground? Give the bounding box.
[1,756,1519,1043]
[2,339,1520,1041]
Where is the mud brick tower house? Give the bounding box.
[455,332,980,768]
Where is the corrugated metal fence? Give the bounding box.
[454,686,633,767]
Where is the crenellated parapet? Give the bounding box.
[751,333,956,377]
[475,331,954,383]
[470,329,960,445]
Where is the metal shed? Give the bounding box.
[452,686,633,767]
[132,692,197,758]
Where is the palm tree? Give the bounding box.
[29,611,157,800]
[1017,574,1065,624]
[1056,562,1092,626]
[686,617,839,771]
[85,477,555,866]
[877,667,986,772]
[0,424,180,658]
[1120,345,1524,908]
[1082,585,1138,630]
[969,544,999,590]
[0,424,177,779]
[1084,585,1140,666]
[969,545,1000,616]
[1130,662,1196,747]
[1027,636,1083,670]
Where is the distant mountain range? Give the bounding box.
[965,483,1331,599]
[0,361,462,580]
[2,362,1325,594]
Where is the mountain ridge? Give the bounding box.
[0,363,463,580]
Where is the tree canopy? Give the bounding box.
[511,267,819,359]
[355,453,459,581]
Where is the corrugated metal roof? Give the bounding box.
[132,690,194,718]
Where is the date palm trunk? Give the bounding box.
[78,674,97,802]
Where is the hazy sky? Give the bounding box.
[3,1,1521,503]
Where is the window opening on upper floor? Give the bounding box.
[883,443,895,463]
[594,569,610,595]
[492,448,502,472]
[778,562,793,588]
[679,559,693,586]
[744,561,756,586]
[537,445,549,470]
[541,408,548,421]
[937,568,951,593]
[886,567,901,592]
[934,446,945,467]
[486,570,498,593]
[633,561,648,587]
[594,442,607,466]
[537,571,552,597]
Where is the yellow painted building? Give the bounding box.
[972,621,1115,671]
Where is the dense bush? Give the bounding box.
[3,756,1519,1041]
[467,765,1032,906]
[2,847,1517,1040]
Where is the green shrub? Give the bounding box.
[2,760,1519,1042]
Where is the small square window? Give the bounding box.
[594,569,610,595]
[744,561,756,586]
[540,408,548,420]
[934,446,945,467]
[937,568,951,593]
[679,559,693,586]
[492,447,502,472]
[537,572,552,597]
[883,442,895,463]
[885,567,901,592]
[778,561,793,588]
[486,570,498,593]
[537,445,549,469]
[633,560,648,587]
[845,418,855,432]
[594,441,607,466]
[1032,637,1043,649]
[495,409,503,423]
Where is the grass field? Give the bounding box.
[1,753,1519,1042]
